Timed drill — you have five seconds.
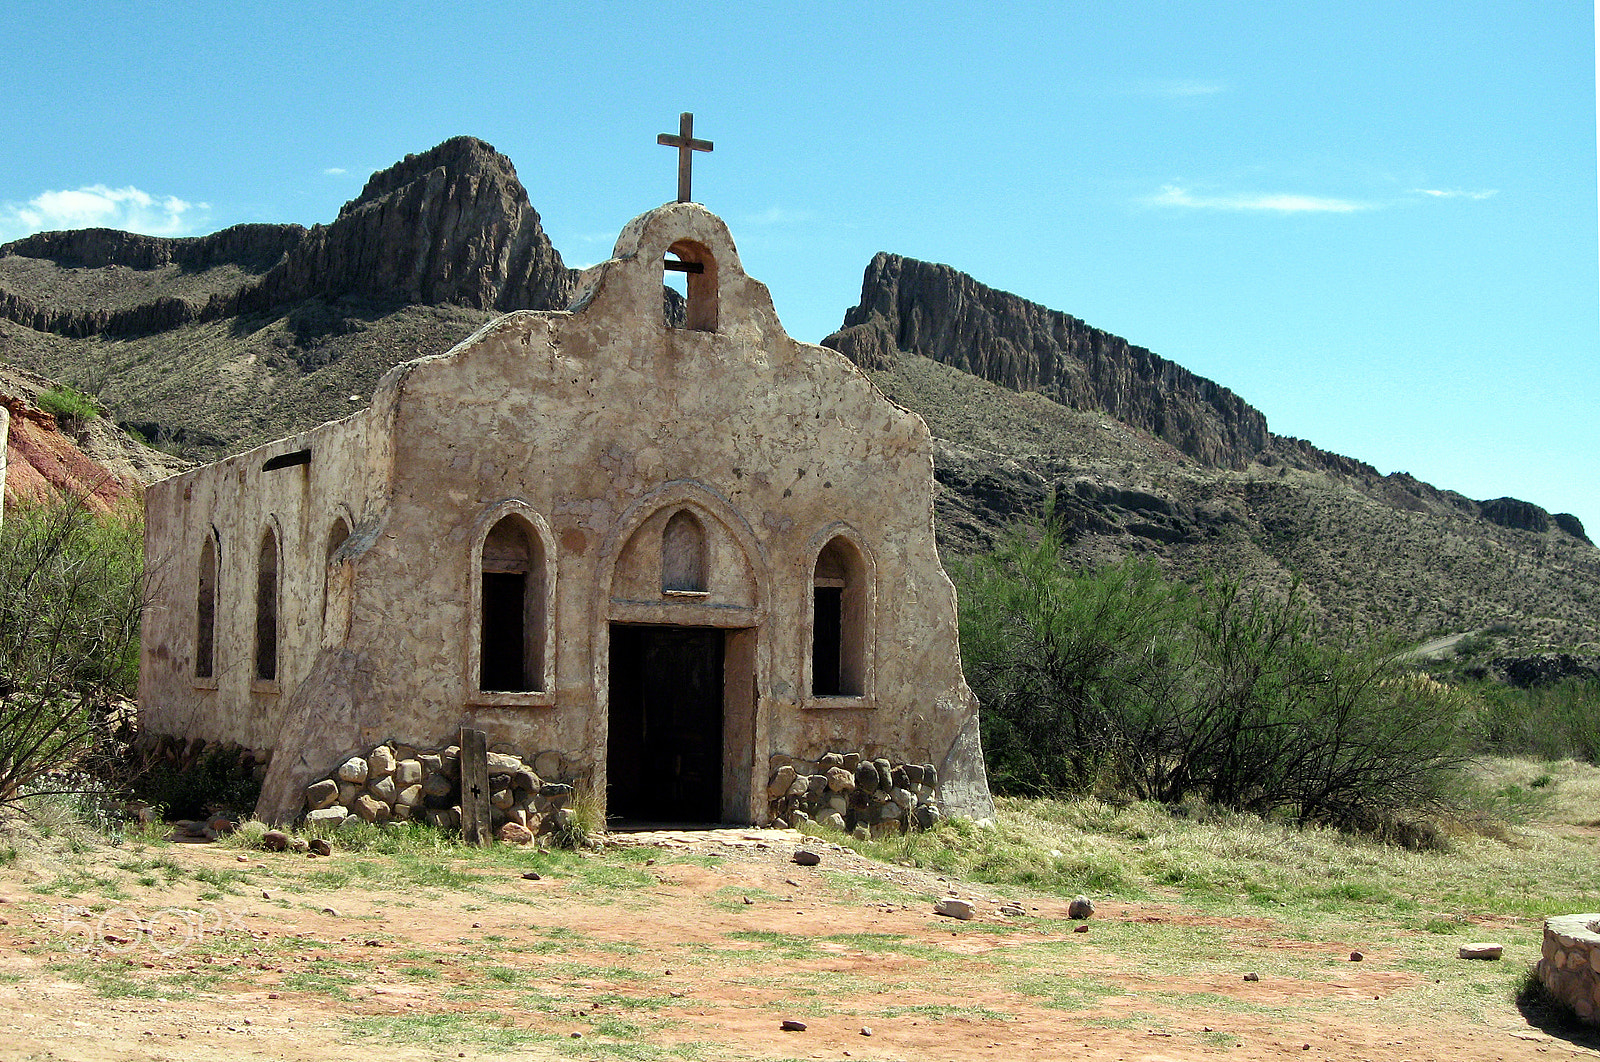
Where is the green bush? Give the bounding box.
[135,746,261,820]
[956,510,1468,832]
[1470,678,1600,763]
[0,497,143,808]
[35,385,100,427]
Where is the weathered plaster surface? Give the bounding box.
[141,202,994,824]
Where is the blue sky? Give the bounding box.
[3,1,1596,539]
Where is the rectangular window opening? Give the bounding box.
[482,571,529,691]
[812,585,843,696]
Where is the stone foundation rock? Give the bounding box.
[1539,914,1600,1023]
[767,752,943,835]
[301,740,584,840]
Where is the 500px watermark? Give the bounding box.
[58,904,250,956]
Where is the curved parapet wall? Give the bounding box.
[1539,914,1600,1023]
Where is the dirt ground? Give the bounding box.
[0,827,1594,1062]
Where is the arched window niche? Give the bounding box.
[663,238,718,333]
[809,532,874,702]
[254,523,281,684]
[194,530,218,683]
[661,509,709,595]
[472,506,555,703]
[321,513,352,631]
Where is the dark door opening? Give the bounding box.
[607,624,724,823]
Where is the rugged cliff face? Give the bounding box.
[239,136,576,314]
[0,136,577,339]
[823,252,1269,470]
[824,251,1591,549]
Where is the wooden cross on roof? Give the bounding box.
[657,112,713,203]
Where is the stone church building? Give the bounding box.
[140,200,993,826]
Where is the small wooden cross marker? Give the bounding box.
[657,112,713,203]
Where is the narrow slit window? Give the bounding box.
[255,527,279,681]
[322,516,351,630]
[480,516,545,692]
[195,534,217,679]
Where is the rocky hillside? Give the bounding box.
[824,254,1591,551]
[866,353,1600,649]
[0,136,1593,651]
[0,364,185,513]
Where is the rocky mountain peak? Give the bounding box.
[0,136,577,341]
[824,252,1269,470]
[340,136,514,219]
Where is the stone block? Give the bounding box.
[819,811,846,832]
[826,766,855,792]
[306,806,346,825]
[486,752,523,774]
[394,759,423,787]
[491,788,514,811]
[370,775,397,803]
[337,757,368,784]
[820,752,844,769]
[396,784,423,808]
[305,779,339,810]
[391,803,413,821]
[368,745,396,778]
[423,772,454,799]
[841,752,861,771]
[891,787,915,809]
[354,794,389,823]
[767,765,796,798]
[498,821,534,844]
[871,759,894,791]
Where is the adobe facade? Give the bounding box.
[140,202,993,826]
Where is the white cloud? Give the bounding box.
[1412,187,1497,200]
[1147,184,1371,214]
[742,206,814,226]
[323,167,348,176]
[0,184,209,242]
[1133,79,1226,98]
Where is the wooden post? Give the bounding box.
[459,727,492,846]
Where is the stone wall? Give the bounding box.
[766,752,943,838]
[301,740,583,839]
[1539,914,1600,1023]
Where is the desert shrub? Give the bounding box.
[35,385,100,428]
[1470,678,1600,764]
[0,497,143,809]
[135,746,261,819]
[956,512,1468,831]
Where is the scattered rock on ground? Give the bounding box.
[934,897,976,920]
[1459,942,1503,960]
[1068,894,1094,919]
[792,850,821,866]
